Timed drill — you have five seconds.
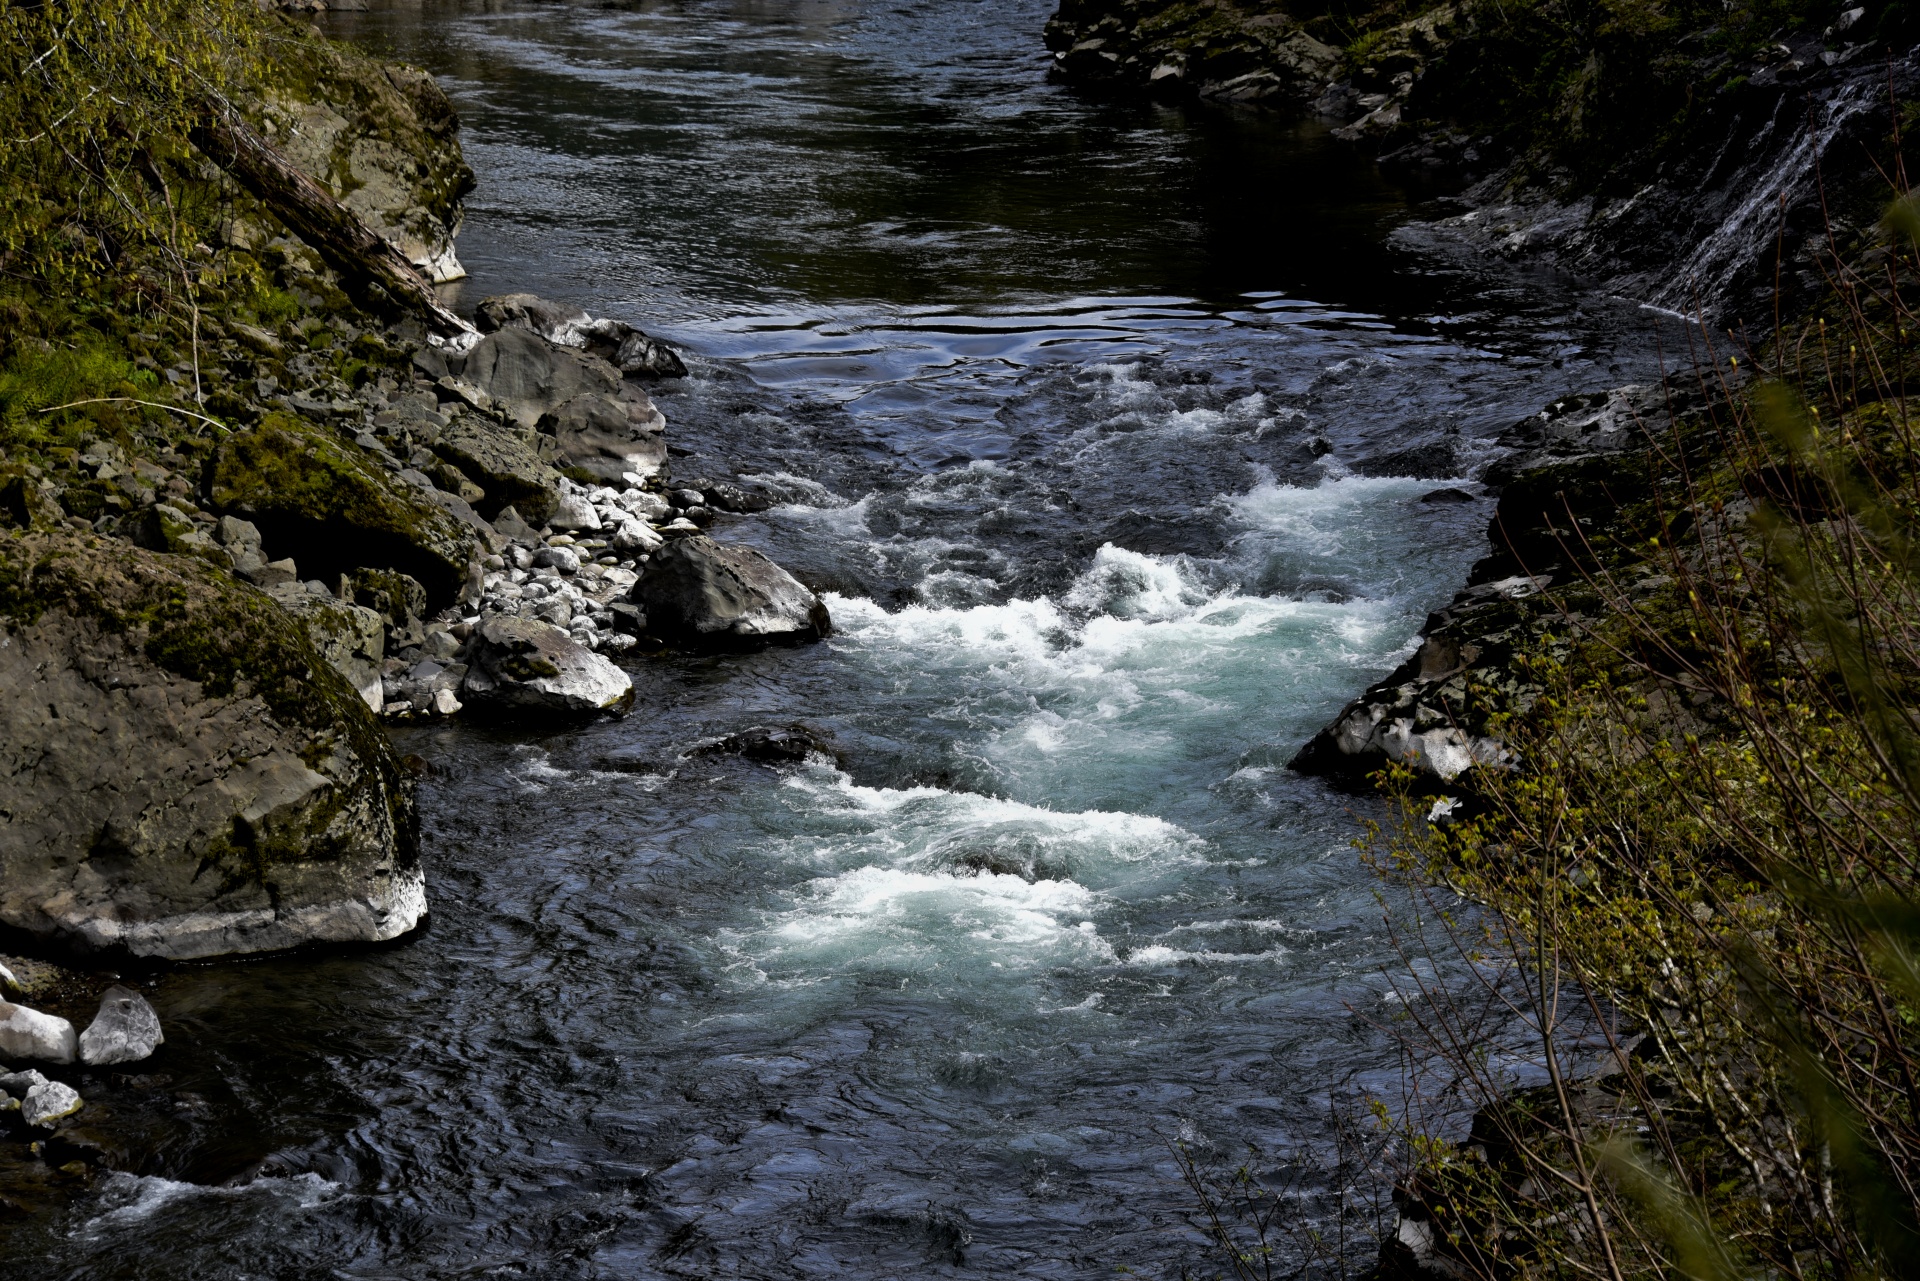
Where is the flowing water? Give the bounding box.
[5,1,1682,1275]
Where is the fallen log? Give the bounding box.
[190,98,473,340]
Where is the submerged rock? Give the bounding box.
[461,615,634,718]
[634,535,831,651]
[0,1003,77,1065]
[690,724,838,765]
[78,987,164,1067]
[0,531,425,960]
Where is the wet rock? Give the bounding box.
[699,481,772,514]
[606,327,688,380]
[461,616,634,719]
[634,535,831,651]
[266,583,386,711]
[475,293,687,379]
[78,987,164,1067]
[1045,0,1338,101]
[0,531,424,960]
[690,723,837,765]
[22,1078,83,1128]
[1421,487,1478,504]
[1354,439,1461,479]
[475,293,594,345]
[209,413,479,611]
[0,1003,76,1064]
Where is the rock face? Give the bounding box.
[461,615,635,718]
[635,536,832,651]
[0,531,425,960]
[0,1003,77,1064]
[1044,0,1339,102]
[208,412,480,610]
[1291,384,1680,786]
[78,986,164,1067]
[266,583,386,711]
[264,30,476,281]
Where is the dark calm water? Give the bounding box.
[3,2,1677,1275]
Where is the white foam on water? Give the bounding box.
[1228,473,1451,551]
[721,472,1454,996]
[726,865,1115,980]
[718,767,1203,982]
[77,1171,341,1240]
[1122,943,1290,967]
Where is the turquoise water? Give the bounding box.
[0,2,1678,1275]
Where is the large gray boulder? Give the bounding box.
[461,616,635,719]
[0,532,425,960]
[476,292,688,379]
[264,42,474,282]
[0,1003,76,1064]
[78,986,164,1066]
[457,328,624,430]
[538,390,668,484]
[635,536,831,651]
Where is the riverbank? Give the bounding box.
[10,1,1906,1274]
[1047,0,1919,326]
[0,2,839,1183]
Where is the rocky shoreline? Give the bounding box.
[0,17,834,1182]
[1047,1,1918,326]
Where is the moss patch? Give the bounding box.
[208,412,476,607]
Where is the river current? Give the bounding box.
[6,2,1678,1276]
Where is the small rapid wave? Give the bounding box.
[77,1172,341,1240]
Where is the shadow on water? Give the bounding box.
[0,2,1690,1277]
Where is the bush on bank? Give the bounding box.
[1364,212,1920,1276]
[0,0,431,478]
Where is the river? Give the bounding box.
[4,1,1676,1275]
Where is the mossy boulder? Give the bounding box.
[0,529,424,960]
[208,412,478,610]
